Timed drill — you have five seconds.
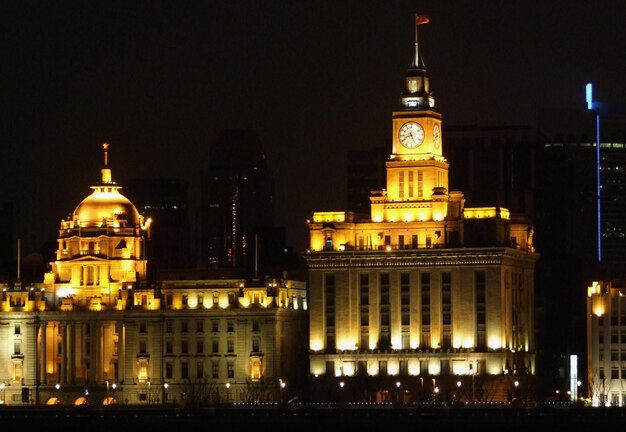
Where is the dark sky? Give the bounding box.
[3,1,626,257]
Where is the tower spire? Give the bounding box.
[400,14,434,110]
[413,13,429,68]
[103,142,110,167]
[100,142,115,185]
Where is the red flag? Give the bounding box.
[416,14,430,25]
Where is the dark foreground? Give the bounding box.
[1,404,624,431]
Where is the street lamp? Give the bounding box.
[0,382,5,404]
[163,383,169,406]
[279,379,286,404]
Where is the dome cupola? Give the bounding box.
[66,143,142,230]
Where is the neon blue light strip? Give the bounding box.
[596,113,602,262]
[586,83,593,110]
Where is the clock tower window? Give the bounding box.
[417,171,424,198]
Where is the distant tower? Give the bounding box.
[198,128,275,272]
[124,177,193,282]
[0,201,14,280]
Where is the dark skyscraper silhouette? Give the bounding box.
[198,128,276,274]
[0,202,14,280]
[124,177,194,283]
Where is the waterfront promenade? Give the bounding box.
[0,403,624,431]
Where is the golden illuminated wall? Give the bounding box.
[308,218,466,252]
[306,247,537,383]
[586,281,626,406]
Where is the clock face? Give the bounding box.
[433,124,441,148]
[398,121,424,149]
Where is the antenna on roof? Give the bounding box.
[102,142,110,167]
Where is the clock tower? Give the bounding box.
[380,14,450,214]
[306,13,538,404]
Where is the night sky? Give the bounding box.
[3,1,626,258]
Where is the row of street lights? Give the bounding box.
[333,377,528,404]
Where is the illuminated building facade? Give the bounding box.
[0,144,307,406]
[305,16,538,403]
[587,281,626,406]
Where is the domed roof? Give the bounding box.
[73,186,141,228]
[69,143,142,228]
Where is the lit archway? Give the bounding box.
[74,396,88,406]
[102,396,117,406]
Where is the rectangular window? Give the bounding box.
[212,361,219,379]
[211,320,219,333]
[408,171,414,198]
[360,309,369,326]
[359,274,369,305]
[165,320,173,333]
[227,339,234,353]
[227,362,235,379]
[442,272,452,325]
[181,362,189,379]
[400,273,410,305]
[417,171,423,197]
[476,271,486,325]
[196,340,204,354]
[181,340,188,354]
[399,171,404,198]
[380,273,390,305]
[181,320,188,333]
[212,340,219,353]
[325,274,336,327]
[166,362,173,379]
[401,272,410,326]
[399,360,409,376]
[227,321,234,332]
[421,272,431,326]
[196,320,204,333]
[325,361,335,376]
